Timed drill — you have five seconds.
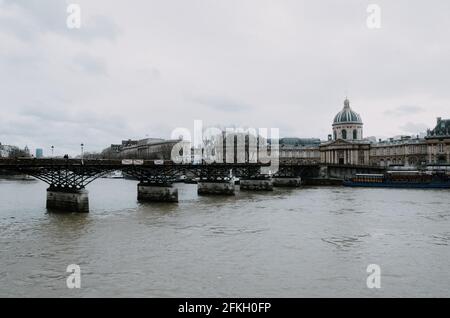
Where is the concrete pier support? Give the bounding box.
[197,180,235,195]
[273,177,302,187]
[137,183,178,202]
[240,178,273,191]
[46,188,89,213]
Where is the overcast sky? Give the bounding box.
[1,0,449,155]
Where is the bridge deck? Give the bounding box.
[0,158,320,168]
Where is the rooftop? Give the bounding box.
[427,117,450,138]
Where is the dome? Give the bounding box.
[333,98,363,125]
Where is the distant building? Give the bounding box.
[278,137,321,164]
[425,117,450,164]
[370,136,427,167]
[35,148,44,158]
[102,137,189,161]
[99,104,449,168]
[0,143,12,158]
[284,98,449,167]
[320,98,371,165]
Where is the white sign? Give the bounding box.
[133,159,144,165]
[154,160,164,165]
[121,159,133,165]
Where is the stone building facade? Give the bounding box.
[278,138,321,164]
[102,138,185,160]
[369,136,428,167]
[100,100,449,168]
[281,98,450,167]
[319,98,371,165]
[425,117,450,165]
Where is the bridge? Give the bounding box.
[0,158,322,212]
[0,158,384,213]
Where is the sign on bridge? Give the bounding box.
[121,159,145,165]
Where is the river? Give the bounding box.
[0,178,449,297]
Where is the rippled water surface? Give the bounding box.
[1,178,449,297]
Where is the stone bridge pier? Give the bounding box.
[46,186,89,213]
[197,178,235,195]
[195,165,236,195]
[137,182,178,202]
[272,165,303,187]
[238,166,273,191]
[35,165,108,213]
[131,166,180,203]
[240,177,274,191]
[272,177,302,187]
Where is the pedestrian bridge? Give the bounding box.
[0,158,383,212]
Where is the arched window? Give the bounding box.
[342,129,347,140]
[334,131,337,140]
[353,129,357,140]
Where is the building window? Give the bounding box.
[342,129,347,140]
[353,129,357,140]
[334,131,337,140]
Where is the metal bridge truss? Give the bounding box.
[2,159,319,189]
[14,165,118,190]
[127,164,270,184]
[273,165,318,179]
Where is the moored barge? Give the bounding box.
[343,171,450,189]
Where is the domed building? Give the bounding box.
[332,98,363,141]
[320,98,371,165]
[276,96,448,169]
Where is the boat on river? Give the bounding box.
[343,170,450,189]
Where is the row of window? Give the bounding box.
[280,151,320,158]
[371,145,427,156]
[372,144,449,156]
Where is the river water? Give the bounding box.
[0,178,449,297]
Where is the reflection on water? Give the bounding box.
[0,178,450,297]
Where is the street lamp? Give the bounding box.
[81,143,84,161]
[51,145,54,158]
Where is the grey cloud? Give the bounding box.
[64,14,120,43]
[399,122,429,134]
[1,104,131,155]
[384,105,424,116]
[18,103,126,131]
[2,0,450,154]
[190,95,251,112]
[1,0,119,42]
[2,0,66,36]
[73,53,108,75]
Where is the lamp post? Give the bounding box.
[81,143,84,163]
[51,145,54,158]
